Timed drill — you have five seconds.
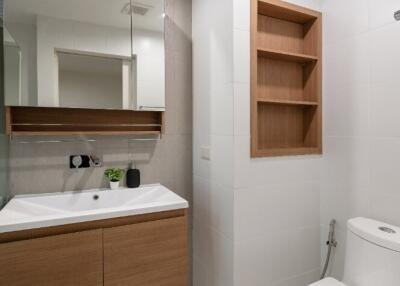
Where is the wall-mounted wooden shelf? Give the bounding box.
[257,98,318,106]
[7,131,161,137]
[5,106,164,137]
[257,48,318,63]
[251,0,322,157]
[257,0,318,23]
[256,147,321,157]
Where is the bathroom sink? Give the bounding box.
[0,184,188,233]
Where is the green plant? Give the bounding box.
[104,168,125,182]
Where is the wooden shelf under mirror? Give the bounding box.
[251,0,322,157]
[5,106,164,137]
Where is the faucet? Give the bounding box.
[70,155,102,169]
[89,155,102,167]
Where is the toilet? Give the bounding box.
[310,217,400,286]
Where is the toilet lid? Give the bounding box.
[309,278,346,286]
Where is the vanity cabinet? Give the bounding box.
[0,229,103,286]
[104,216,188,286]
[0,210,188,286]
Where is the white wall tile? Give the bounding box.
[234,83,250,136]
[210,135,234,188]
[210,180,234,239]
[211,84,234,136]
[193,175,211,226]
[234,227,321,286]
[322,137,369,192]
[370,138,400,197]
[234,135,320,189]
[193,219,234,286]
[323,0,368,44]
[325,34,369,89]
[235,182,320,242]
[370,83,400,137]
[369,194,400,227]
[193,0,235,284]
[369,0,400,30]
[193,175,235,240]
[369,23,400,85]
[233,0,250,31]
[233,29,250,84]
[193,135,211,180]
[326,84,369,137]
[320,179,372,229]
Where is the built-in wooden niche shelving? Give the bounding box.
[5,106,164,137]
[251,0,322,157]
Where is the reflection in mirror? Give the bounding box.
[130,0,165,111]
[4,27,22,106]
[4,0,165,111]
[57,52,133,110]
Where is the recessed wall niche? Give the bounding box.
[251,0,322,157]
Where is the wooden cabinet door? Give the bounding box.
[103,216,188,286]
[0,229,103,286]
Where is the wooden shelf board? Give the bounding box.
[10,131,161,136]
[257,98,318,106]
[254,147,321,157]
[258,0,320,24]
[257,48,318,63]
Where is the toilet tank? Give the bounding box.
[343,217,400,286]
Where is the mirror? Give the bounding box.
[3,0,165,111]
[4,27,22,106]
[57,52,129,109]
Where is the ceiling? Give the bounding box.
[5,0,164,32]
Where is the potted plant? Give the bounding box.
[104,168,125,190]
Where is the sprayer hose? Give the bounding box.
[320,242,333,279]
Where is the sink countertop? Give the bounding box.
[0,184,188,234]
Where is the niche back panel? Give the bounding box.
[251,0,322,157]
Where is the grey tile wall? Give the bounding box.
[0,135,8,207]
[9,0,192,203]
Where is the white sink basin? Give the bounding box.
[0,184,188,234]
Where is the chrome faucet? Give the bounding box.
[89,155,102,167]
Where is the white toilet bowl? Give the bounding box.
[309,277,344,286]
[309,217,400,286]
